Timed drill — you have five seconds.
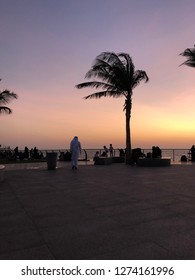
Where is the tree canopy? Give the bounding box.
[0,79,18,114]
[180,45,195,68]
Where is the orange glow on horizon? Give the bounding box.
[2,97,195,150]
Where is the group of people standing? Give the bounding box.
[100,144,114,157]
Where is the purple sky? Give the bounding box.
[1,0,195,149]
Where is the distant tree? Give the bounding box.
[0,79,18,114]
[180,45,195,68]
[76,52,149,164]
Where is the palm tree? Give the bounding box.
[0,79,18,114]
[180,45,195,68]
[76,52,149,164]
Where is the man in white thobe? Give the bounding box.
[70,136,81,170]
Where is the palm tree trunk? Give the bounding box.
[125,95,132,164]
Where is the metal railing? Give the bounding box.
[0,148,192,162]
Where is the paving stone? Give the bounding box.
[1,162,195,259]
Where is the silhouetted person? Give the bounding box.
[132,148,144,164]
[109,144,114,157]
[33,146,39,159]
[39,151,44,159]
[24,146,29,159]
[152,146,161,158]
[64,150,71,161]
[83,149,88,161]
[30,148,34,158]
[156,146,162,157]
[70,136,81,170]
[118,148,125,157]
[93,151,100,165]
[181,155,187,162]
[14,146,19,159]
[152,146,157,158]
[191,145,195,161]
[101,145,109,157]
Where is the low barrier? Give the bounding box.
[0,165,5,182]
[94,157,112,165]
[137,157,171,167]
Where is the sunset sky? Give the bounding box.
[1,0,195,150]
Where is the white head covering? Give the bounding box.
[70,136,81,153]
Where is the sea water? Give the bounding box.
[42,149,191,162]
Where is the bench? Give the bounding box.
[112,156,125,163]
[0,165,5,182]
[137,157,171,167]
[94,157,112,165]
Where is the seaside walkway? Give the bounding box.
[1,161,195,260]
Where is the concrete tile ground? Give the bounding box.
[0,161,195,259]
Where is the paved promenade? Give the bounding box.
[1,161,195,260]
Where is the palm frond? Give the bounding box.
[86,54,126,80]
[180,46,195,68]
[0,106,12,114]
[76,81,113,90]
[0,90,18,105]
[117,53,134,75]
[132,70,149,89]
[182,61,195,67]
[97,52,123,67]
[84,90,124,99]
[85,60,113,81]
[180,47,195,57]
